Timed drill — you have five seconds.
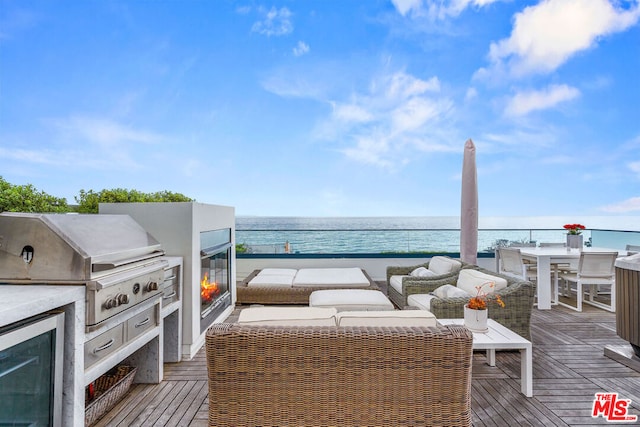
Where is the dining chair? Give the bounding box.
[626,244,640,255]
[557,252,617,312]
[497,247,538,282]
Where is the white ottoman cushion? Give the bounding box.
[456,269,508,296]
[336,310,437,327]
[293,268,370,288]
[407,294,436,311]
[309,289,394,312]
[237,307,337,326]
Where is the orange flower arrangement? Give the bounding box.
[467,281,505,310]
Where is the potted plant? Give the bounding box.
[464,282,505,332]
[563,223,586,249]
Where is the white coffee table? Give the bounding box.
[439,318,533,397]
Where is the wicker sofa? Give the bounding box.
[205,323,473,427]
[237,268,380,305]
[403,266,536,340]
[386,256,476,308]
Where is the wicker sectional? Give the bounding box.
[386,258,476,308]
[392,265,536,340]
[206,323,473,427]
[237,268,380,305]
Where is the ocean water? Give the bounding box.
[235,216,640,254]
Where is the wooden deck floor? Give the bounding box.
[95,296,640,426]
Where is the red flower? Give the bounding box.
[563,224,586,235]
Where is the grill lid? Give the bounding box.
[0,212,164,282]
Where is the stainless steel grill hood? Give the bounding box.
[0,212,164,283]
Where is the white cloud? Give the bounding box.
[504,84,580,116]
[5,115,169,170]
[293,41,309,56]
[332,103,374,123]
[263,67,455,168]
[391,97,444,132]
[391,0,504,19]
[485,0,640,77]
[629,160,640,175]
[327,71,454,167]
[465,87,478,101]
[251,7,293,36]
[391,0,423,16]
[387,73,440,98]
[600,197,640,213]
[52,116,163,147]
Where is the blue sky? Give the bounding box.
[1,0,639,217]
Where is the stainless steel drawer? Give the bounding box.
[163,266,179,282]
[84,324,124,368]
[161,281,180,307]
[126,305,158,341]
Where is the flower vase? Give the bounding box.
[463,304,488,333]
[566,234,583,249]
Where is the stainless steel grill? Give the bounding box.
[0,213,166,329]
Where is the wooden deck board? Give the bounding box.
[93,283,640,426]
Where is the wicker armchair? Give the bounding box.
[206,323,473,427]
[405,267,536,340]
[386,257,476,308]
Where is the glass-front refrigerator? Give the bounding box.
[0,311,64,427]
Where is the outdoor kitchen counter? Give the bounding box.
[0,284,86,427]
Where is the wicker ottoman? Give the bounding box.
[309,289,395,312]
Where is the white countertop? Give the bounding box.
[616,253,640,271]
[0,284,85,327]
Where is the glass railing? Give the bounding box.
[235,228,640,256]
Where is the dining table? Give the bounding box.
[517,246,624,310]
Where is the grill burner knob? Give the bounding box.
[145,281,159,292]
[104,297,118,309]
[103,293,130,310]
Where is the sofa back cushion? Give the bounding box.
[238,307,337,326]
[456,269,508,296]
[428,256,462,275]
[335,310,437,327]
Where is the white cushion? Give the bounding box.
[410,267,436,277]
[293,268,370,288]
[389,275,406,294]
[456,269,508,296]
[247,274,295,288]
[259,268,298,276]
[247,268,297,287]
[309,289,394,312]
[237,307,337,326]
[432,284,470,299]
[428,256,462,275]
[335,310,437,327]
[407,294,436,311]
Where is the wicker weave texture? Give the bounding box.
[237,269,380,305]
[206,324,473,427]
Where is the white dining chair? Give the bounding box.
[557,252,617,312]
[497,247,538,282]
[626,244,640,255]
